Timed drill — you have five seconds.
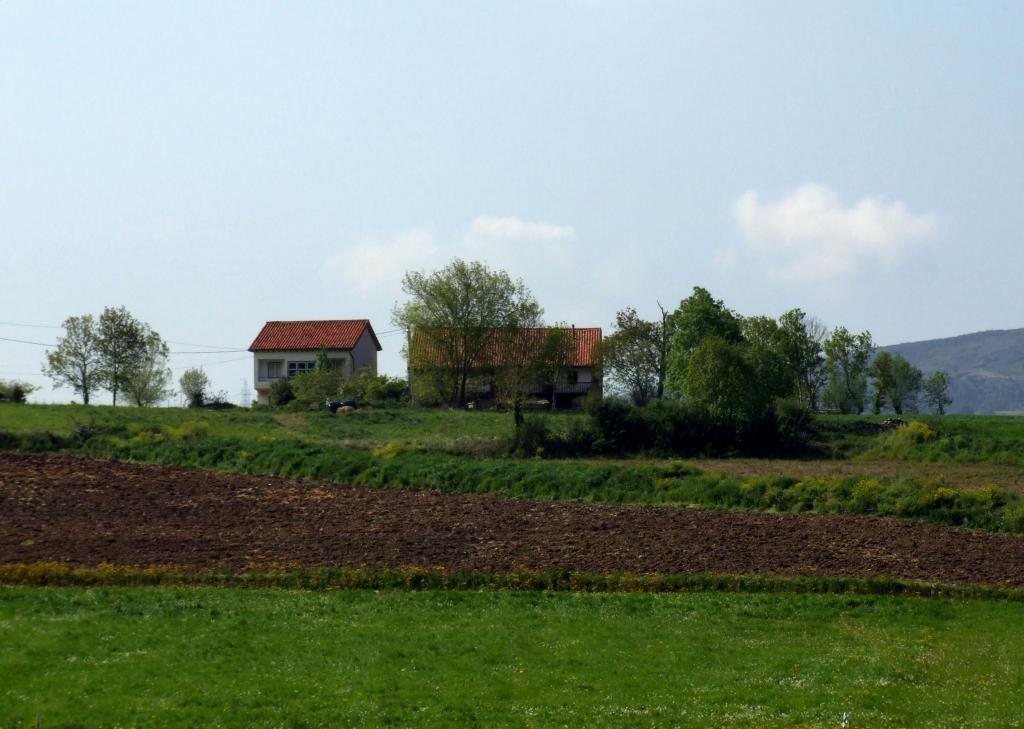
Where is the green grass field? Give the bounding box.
[2,586,1022,728]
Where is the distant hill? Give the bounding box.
[882,329,1024,414]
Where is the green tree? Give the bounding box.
[600,307,660,405]
[494,327,575,427]
[924,370,953,415]
[821,327,874,414]
[870,352,924,415]
[681,336,767,426]
[394,259,543,406]
[97,306,149,406]
[179,368,210,408]
[125,331,173,407]
[42,314,105,405]
[775,309,826,409]
[665,287,743,397]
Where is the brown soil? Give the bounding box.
[3,453,1023,587]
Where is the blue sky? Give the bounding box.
[2,2,1022,403]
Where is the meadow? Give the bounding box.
[2,586,1023,728]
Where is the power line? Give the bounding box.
[0,335,55,347]
[0,335,248,355]
[0,321,62,329]
[168,349,249,354]
[166,340,247,350]
[170,355,251,371]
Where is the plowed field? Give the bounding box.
[3,454,1023,586]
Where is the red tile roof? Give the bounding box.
[248,320,382,352]
[411,327,601,369]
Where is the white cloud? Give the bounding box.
[469,215,575,241]
[324,229,438,297]
[731,183,939,282]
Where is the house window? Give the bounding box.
[566,370,579,385]
[259,360,284,380]
[287,361,316,377]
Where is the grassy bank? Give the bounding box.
[2,586,1022,727]
[0,401,517,452]
[5,403,1024,463]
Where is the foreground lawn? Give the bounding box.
[1,588,1022,727]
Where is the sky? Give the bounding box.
[2,1,1022,404]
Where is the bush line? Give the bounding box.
[1,562,1020,601]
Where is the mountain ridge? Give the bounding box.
[880,328,1024,414]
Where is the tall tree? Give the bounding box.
[125,331,173,407]
[42,314,105,404]
[97,306,149,406]
[601,307,660,405]
[493,327,575,426]
[665,287,743,398]
[923,370,953,415]
[821,327,874,414]
[655,301,672,399]
[776,309,826,409]
[394,259,542,406]
[870,352,924,415]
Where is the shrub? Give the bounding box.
[291,369,341,405]
[510,415,551,457]
[0,379,37,403]
[341,367,410,405]
[269,377,295,407]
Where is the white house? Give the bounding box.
[248,319,382,405]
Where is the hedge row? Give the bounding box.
[1,562,1020,601]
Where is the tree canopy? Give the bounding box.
[601,307,660,405]
[870,351,924,414]
[665,287,743,398]
[42,314,105,405]
[394,259,543,406]
[821,327,875,414]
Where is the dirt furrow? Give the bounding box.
[2,454,1023,586]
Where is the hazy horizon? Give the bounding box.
[3,2,1022,404]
